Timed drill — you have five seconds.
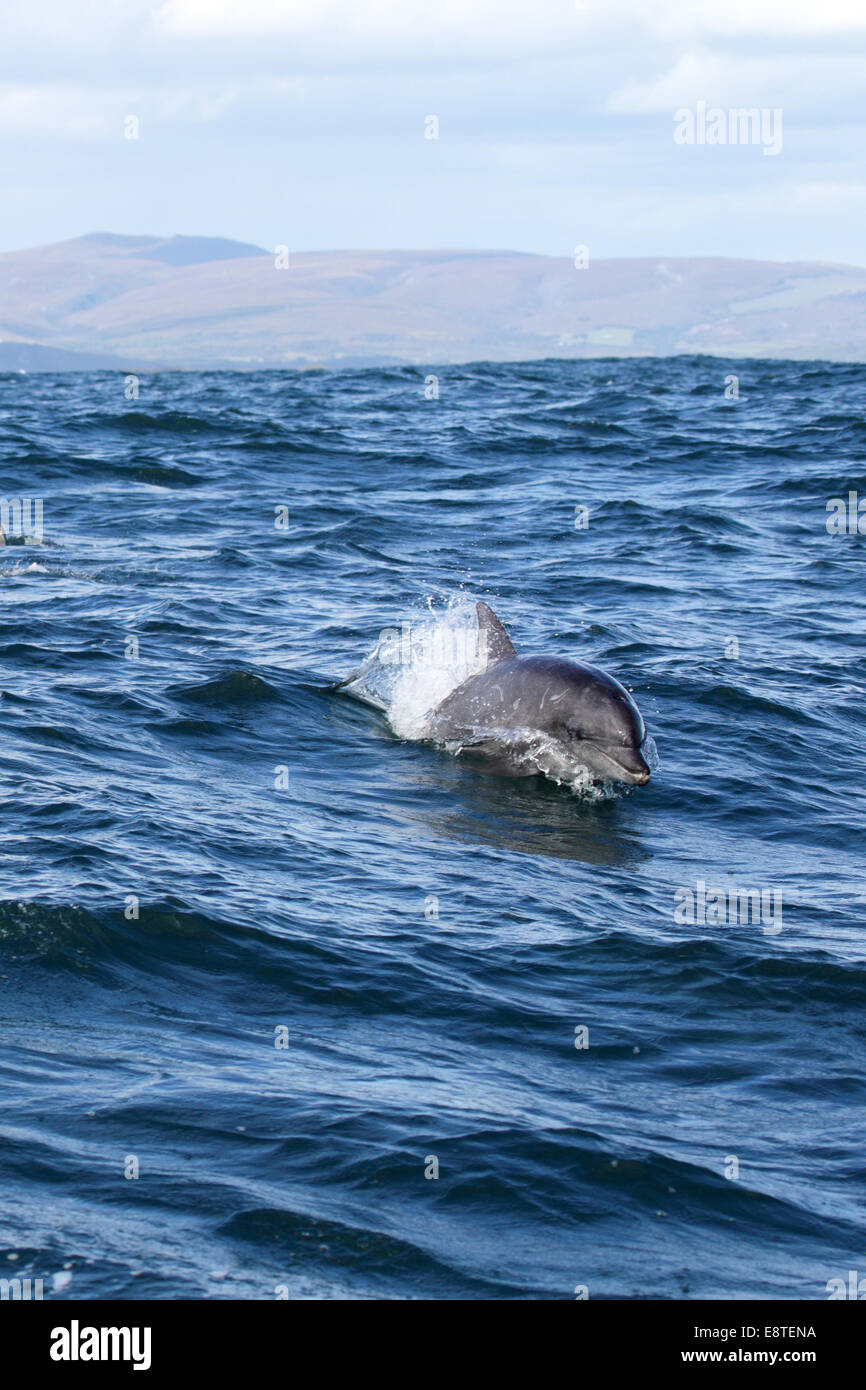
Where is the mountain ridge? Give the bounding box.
[1,235,864,369]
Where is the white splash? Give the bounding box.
[342,594,489,740]
[2,561,48,574]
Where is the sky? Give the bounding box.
[1,0,865,263]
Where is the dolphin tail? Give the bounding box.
[476,601,517,667]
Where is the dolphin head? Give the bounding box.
[524,657,650,786]
[429,605,653,789]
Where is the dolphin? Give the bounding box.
[426,602,651,786]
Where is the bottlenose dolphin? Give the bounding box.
[426,602,651,786]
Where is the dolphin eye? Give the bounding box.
[564,725,585,741]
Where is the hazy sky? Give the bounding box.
[2,0,865,262]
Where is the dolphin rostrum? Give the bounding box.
[426,602,651,786]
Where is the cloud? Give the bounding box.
[0,81,241,140]
[578,0,866,40]
[0,0,863,261]
[0,85,115,140]
[608,50,866,121]
[153,0,866,49]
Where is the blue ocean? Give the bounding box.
[1,357,864,1300]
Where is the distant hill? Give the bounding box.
[0,234,864,369]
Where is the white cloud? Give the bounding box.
[608,50,866,119]
[0,0,864,259]
[0,80,244,140]
[153,0,866,48]
[578,0,866,40]
[0,85,113,140]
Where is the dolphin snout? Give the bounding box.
[590,743,651,785]
[623,747,651,785]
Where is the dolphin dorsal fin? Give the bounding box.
[476,601,517,667]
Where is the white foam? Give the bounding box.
[345,594,488,740]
